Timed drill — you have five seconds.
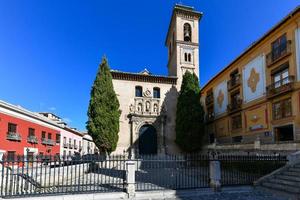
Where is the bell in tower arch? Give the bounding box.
[183,23,192,42]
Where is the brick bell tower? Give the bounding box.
[165,4,202,89]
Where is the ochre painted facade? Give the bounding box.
[202,6,300,150]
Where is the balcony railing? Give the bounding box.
[27,135,38,144]
[205,94,214,105]
[266,40,292,67]
[227,74,241,91]
[41,138,55,146]
[63,143,68,148]
[205,113,215,123]
[266,76,295,98]
[7,132,21,141]
[69,143,73,149]
[227,99,243,113]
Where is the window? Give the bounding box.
[188,53,191,62]
[41,131,46,139]
[69,138,72,145]
[63,137,66,144]
[183,23,192,42]
[135,86,143,97]
[231,114,242,130]
[272,98,292,120]
[272,63,289,88]
[28,128,35,137]
[74,139,76,145]
[7,151,15,161]
[56,134,60,143]
[8,123,17,133]
[153,87,160,98]
[48,133,52,140]
[184,53,192,62]
[271,34,287,61]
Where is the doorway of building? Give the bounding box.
[275,124,294,142]
[138,124,157,155]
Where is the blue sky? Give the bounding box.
[0,0,299,131]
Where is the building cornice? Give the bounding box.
[111,71,177,85]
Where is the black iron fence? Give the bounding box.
[0,154,126,198]
[218,154,287,186]
[135,154,210,191]
[0,153,288,198]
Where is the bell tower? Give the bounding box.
[165,4,202,88]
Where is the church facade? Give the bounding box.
[111,5,202,154]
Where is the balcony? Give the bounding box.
[27,135,38,144]
[205,113,215,123]
[63,143,68,148]
[69,143,73,149]
[41,138,55,146]
[266,40,292,67]
[227,98,243,113]
[205,94,214,105]
[266,76,295,98]
[227,74,241,91]
[7,132,21,141]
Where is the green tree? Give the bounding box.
[86,57,121,154]
[175,71,205,152]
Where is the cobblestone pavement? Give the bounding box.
[155,190,289,200]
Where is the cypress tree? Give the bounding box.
[175,71,205,152]
[86,57,121,154]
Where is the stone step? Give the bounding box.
[269,177,300,187]
[289,167,300,173]
[276,174,300,182]
[282,171,300,177]
[262,182,300,194]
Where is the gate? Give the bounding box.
[135,154,210,191]
[0,154,126,198]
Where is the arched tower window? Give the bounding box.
[153,87,160,98]
[184,23,192,42]
[135,86,143,97]
[188,53,191,62]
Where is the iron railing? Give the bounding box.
[227,99,243,113]
[6,132,21,141]
[266,76,295,98]
[205,94,214,105]
[0,153,287,198]
[41,138,55,146]
[227,74,241,91]
[27,136,38,144]
[135,154,210,191]
[63,143,68,148]
[0,154,126,198]
[217,154,287,186]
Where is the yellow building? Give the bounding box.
[202,6,300,151]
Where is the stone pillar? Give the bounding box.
[209,160,221,191]
[254,136,261,150]
[159,115,166,154]
[125,160,136,198]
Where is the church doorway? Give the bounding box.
[138,125,157,155]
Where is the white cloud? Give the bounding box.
[48,107,56,111]
[63,117,72,123]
